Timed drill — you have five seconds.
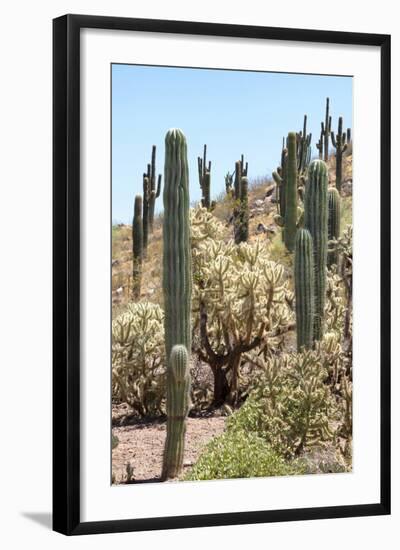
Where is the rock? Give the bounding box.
[112,259,119,267]
[116,286,124,295]
[254,199,264,208]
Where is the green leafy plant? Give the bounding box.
[186,430,305,481]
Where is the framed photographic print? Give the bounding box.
[53,14,391,535]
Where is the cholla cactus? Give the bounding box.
[192,216,293,404]
[112,302,165,416]
[229,350,338,458]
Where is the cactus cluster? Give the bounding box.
[162,128,192,479]
[112,92,352,483]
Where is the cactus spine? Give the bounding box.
[132,195,143,299]
[284,132,298,252]
[294,229,315,351]
[304,160,329,341]
[143,145,162,235]
[162,129,192,479]
[331,116,348,192]
[327,187,341,267]
[162,344,191,480]
[198,144,212,208]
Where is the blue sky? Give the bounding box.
[112,64,352,224]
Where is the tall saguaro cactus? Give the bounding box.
[234,176,249,244]
[162,128,192,479]
[142,175,150,254]
[297,115,312,175]
[331,116,348,192]
[321,98,332,162]
[132,195,143,299]
[284,132,298,252]
[198,144,212,208]
[294,228,315,351]
[162,345,191,480]
[272,145,288,219]
[327,187,341,267]
[304,160,329,341]
[143,145,162,234]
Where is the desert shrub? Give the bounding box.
[112,302,165,416]
[186,430,305,481]
[228,350,339,458]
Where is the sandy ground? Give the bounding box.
[112,416,226,483]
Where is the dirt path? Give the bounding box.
[112,416,226,483]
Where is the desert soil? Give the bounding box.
[112,416,226,483]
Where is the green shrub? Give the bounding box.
[185,430,305,481]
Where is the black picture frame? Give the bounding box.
[53,14,391,536]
